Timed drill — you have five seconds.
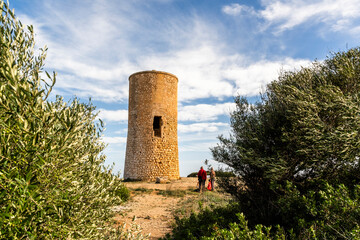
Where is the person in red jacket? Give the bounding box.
[197,166,207,193]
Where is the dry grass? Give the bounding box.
[171,189,233,219]
[118,178,233,239]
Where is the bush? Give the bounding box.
[203,213,286,240]
[211,47,360,232]
[187,172,198,177]
[165,183,360,239]
[162,203,241,239]
[214,170,236,178]
[163,203,288,240]
[0,1,129,238]
[278,182,360,239]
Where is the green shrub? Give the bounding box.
[163,203,287,240]
[0,1,130,238]
[210,47,360,235]
[202,213,286,240]
[214,170,236,178]
[187,172,198,177]
[165,183,360,239]
[278,182,360,239]
[162,203,241,239]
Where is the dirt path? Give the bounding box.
[114,178,199,239]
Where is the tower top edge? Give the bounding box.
[129,70,178,81]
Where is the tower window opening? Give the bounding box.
[153,116,162,137]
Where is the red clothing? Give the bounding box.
[197,169,207,180]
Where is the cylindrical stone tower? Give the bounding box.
[124,70,180,181]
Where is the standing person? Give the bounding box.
[197,168,201,191]
[210,167,216,191]
[197,166,207,193]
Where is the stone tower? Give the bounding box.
[124,70,180,181]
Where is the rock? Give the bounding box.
[155,177,169,184]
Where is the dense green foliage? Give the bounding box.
[0,1,130,239]
[167,48,360,239]
[212,47,360,230]
[277,182,360,239]
[213,48,360,188]
[162,203,287,240]
[166,183,360,239]
[162,203,240,239]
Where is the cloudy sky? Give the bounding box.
[11,0,360,177]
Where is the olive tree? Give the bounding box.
[0,1,131,238]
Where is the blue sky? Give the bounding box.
[11,0,360,177]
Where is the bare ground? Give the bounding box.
[114,178,200,239]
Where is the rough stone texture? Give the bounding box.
[124,70,180,181]
[155,177,169,184]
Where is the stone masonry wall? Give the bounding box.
[124,70,180,181]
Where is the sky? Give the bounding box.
[10,0,360,177]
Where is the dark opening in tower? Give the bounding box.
[153,116,162,137]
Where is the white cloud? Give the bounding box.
[140,45,236,102]
[350,25,360,36]
[139,48,312,102]
[17,0,316,105]
[21,2,238,103]
[224,57,311,95]
[178,122,229,133]
[260,0,360,32]
[178,103,236,122]
[101,136,127,144]
[17,0,144,102]
[98,109,128,122]
[223,0,360,34]
[178,126,229,152]
[222,4,255,16]
[115,129,128,134]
